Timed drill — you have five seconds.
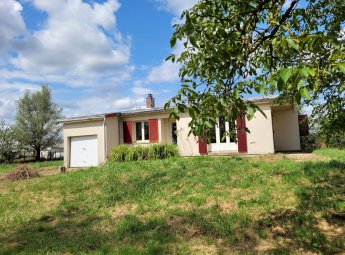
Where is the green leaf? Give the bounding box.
[277,78,285,91]
[247,105,256,120]
[337,62,345,74]
[286,38,299,50]
[299,67,310,77]
[234,88,239,99]
[295,92,302,104]
[297,80,303,90]
[205,121,214,129]
[170,36,177,48]
[280,68,292,84]
[300,87,311,99]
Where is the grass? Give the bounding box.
[0,160,63,174]
[0,149,344,254]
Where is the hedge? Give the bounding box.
[109,143,179,162]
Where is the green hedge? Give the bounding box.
[109,143,179,162]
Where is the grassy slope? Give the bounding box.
[0,160,63,174]
[0,150,344,254]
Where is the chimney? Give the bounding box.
[146,94,155,108]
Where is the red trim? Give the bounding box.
[148,119,159,143]
[198,136,208,154]
[123,121,132,144]
[105,113,117,118]
[236,114,248,153]
[298,115,309,136]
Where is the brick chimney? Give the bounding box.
[146,94,155,108]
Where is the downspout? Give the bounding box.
[103,116,107,162]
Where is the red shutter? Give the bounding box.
[198,136,208,154]
[123,121,132,144]
[298,115,309,136]
[236,114,248,153]
[149,119,159,143]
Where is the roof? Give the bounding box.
[59,95,279,123]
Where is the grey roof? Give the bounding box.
[59,95,279,123]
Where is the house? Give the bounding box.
[41,143,64,160]
[60,94,301,168]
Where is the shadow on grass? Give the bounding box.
[257,160,345,254]
[0,207,111,255]
[1,160,344,254]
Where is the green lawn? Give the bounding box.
[0,149,344,254]
[0,160,63,174]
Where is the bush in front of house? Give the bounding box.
[109,143,179,162]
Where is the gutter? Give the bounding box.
[103,116,107,162]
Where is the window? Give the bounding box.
[136,121,149,142]
[210,117,236,144]
[171,122,177,144]
[219,116,226,143]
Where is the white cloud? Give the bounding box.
[146,61,180,83]
[61,94,146,117]
[0,82,41,123]
[155,0,198,15]
[10,0,131,81]
[0,0,25,51]
[146,40,185,84]
[0,0,136,122]
[131,81,152,96]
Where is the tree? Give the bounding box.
[15,85,63,161]
[165,0,345,141]
[0,121,18,163]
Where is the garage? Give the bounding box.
[70,135,98,167]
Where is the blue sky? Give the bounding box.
[0,0,313,122]
[0,0,198,122]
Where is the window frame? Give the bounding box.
[135,121,149,143]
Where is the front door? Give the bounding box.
[208,117,237,152]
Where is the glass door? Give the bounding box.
[208,117,237,152]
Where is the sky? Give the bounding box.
[0,0,199,122]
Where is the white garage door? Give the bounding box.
[70,136,98,167]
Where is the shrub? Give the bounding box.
[109,143,179,162]
[109,144,129,162]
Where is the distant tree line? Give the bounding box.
[0,86,63,163]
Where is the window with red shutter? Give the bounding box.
[123,121,132,144]
[148,119,159,143]
[198,136,208,154]
[236,115,248,153]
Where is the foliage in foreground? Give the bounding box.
[165,0,344,142]
[109,143,179,162]
[0,149,344,254]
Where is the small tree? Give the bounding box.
[15,85,63,161]
[0,120,18,163]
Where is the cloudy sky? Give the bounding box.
[0,0,199,122]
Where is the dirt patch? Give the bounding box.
[248,153,325,162]
[167,215,202,238]
[5,166,39,181]
[110,203,138,219]
[284,153,325,161]
[316,218,345,238]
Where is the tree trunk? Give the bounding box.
[35,147,41,161]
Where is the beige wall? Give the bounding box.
[105,116,119,156]
[272,106,301,151]
[63,119,105,167]
[246,103,275,154]
[159,118,173,143]
[176,113,200,156]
